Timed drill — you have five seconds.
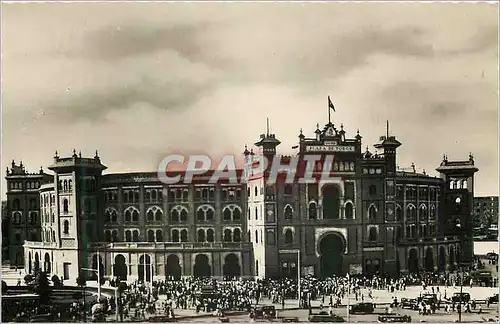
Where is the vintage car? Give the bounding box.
[378,314,412,322]
[349,302,375,314]
[419,294,438,305]
[250,305,276,319]
[451,292,471,303]
[488,294,498,304]
[400,298,418,310]
[308,311,345,322]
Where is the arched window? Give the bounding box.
[322,185,340,219]
[180,209,188,222]
[63,180,68,192]
[125,231,132,242]
[284,184,293,196]
[368,226,378,241]
[147,230,155,242]
[224,229,232,242]
[171,209,179,222]
[132,230,139,242]
[172,230,180,243]
[180,229,188,242]
[430,205,436,221]
[29,212,37,225]
[206,208,214,221]
[233,228,241,242]
[308,202,317,219]
[284,205,293,220]
[156,230,163,242]
[419,204,427,222]
[233,208,241,221]
[453,181,457,189]
[123,191,129,203]
[223,208,232,221]
[406,205,416,222]
[197,229,206,242]
[182,189,188,201]
[462,180,467,189]
[147,209,154,221]
[254,187,258,196]
[145,191,151,202]
[255,207,258,220]
[63,199,69,213]
[284,229,293,244]
[368,205,377,222]
[63,220,69,234]
[197,209,205,221]
[68,180,72,191]
[345,202,353,219]
[105,230,112,242]
[132,209,139,222]
[396,205,403,222]
[151,189,158,201]
[112,230,118,242]
[206,229,215,242]
[266,231,275,246]
[255,230,259,243]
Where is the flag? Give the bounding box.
[292,145,299,149]
[328,96,335,112]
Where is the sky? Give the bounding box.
[1,2,498,197]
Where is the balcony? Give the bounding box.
[24,241,58,248]
[89,241,251,251]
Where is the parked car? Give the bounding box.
[452,292,471,303]
[400,298,418,310]
[250,305,276,319]
[349,302,375,314]
[378,314,412,322]
[419,294,438,305]
[308,311,345,322]
[488,294,498,304]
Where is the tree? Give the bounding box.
[76,276,87,288]
[23,274,33,286]
[51,275,61,287]
[33,271,51,304]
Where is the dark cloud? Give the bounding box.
[40,78,216,122]
[428,102,468,118]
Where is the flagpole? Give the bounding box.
[328,96,331,124]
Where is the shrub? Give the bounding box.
[76,276,87,287]
[24,274,34,285]
[51,275,61,287]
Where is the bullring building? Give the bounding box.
[7,115,477,283]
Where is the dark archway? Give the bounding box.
[34,252,40,274]
[438,246,446,272]
[44,253,51,274]
[449,246,455,271]
[114,254,127,281]
[223,253,241,279]
[165,254,182,280]
[319,233,345,277]
[193,254,211,278]
[91,254,105,280]
[138,255,152,282]
[408,249,419,273]
[28,252,32,274]
[425,248,434,272]
[322,185,340,219]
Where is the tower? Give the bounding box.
[48,150,106,279]
[436,154,478,265]
[373,121,402,276]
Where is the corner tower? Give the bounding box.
[48,150,107,279]
[436,154,478,266]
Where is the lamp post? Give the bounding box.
[81,251,102,301]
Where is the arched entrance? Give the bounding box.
[28,252,32,274]
[319,233,345,277]
[91,254,105,281]
[438,246,446,272]
[165,254,182,280]
[322,185,340,219]
[138,254,152,282]
[424,248,434,272]
[449,246,455,270]
[408,249,419,273]
[193,254,211,277]
[34,252,40,273]
[114,254,127,281]
[223,253,241,279]
[44,253,51,274]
